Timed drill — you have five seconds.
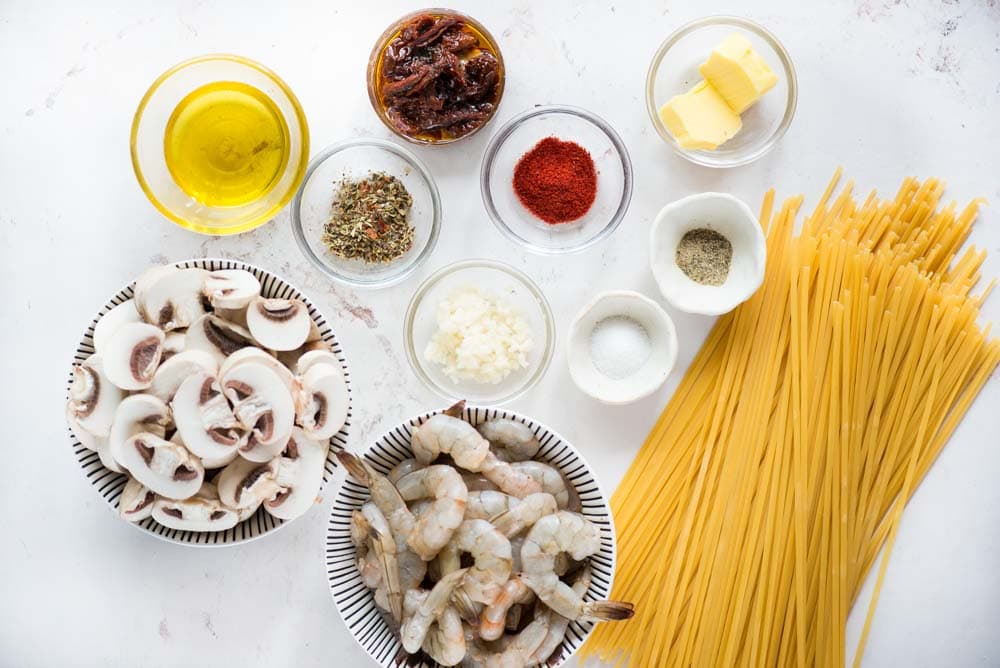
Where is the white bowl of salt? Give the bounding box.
[567,290,678,404]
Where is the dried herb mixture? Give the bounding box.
[322,172,414,264]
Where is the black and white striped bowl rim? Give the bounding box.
[66,258,351,547]
[326,405,617,668]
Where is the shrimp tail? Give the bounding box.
[452,588,480,625]
[370,527,403,623]
[581,600,635,621]
[442,399,466,418]
[337,451,371,485]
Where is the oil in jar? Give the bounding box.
[163,81,290,207]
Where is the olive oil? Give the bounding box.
[164,81,290,207]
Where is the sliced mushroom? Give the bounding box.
[152,482,238,531]
[102,323,165,390]
[219,347,297,394]
[264,428,330,520]
[117,432,204,499]
[136,267,209,331]
[246,297,311,351]
[133,265,179,308]
[148,350,219,402]
[186,314,256,364]
[67,404,125,473]
[172,371,245,462]
[120,477,155,522]
[216,456,281,510]
[294,349,342,376]
[162,330,186,361]
[295,363,349,440]
[67,354,124,437]
[93,300,142,354]
[221,361,296,462]
[107,394,172,469]
[203,269,261,310]
[275,339,331,371]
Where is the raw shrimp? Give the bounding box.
[479,452,543,498]
[466,608,554,667]
[461,472,499,492]
[396,465,469,559]
[422,605,466,667]
[369,526,403,623]
[529,564,593,664]
[411,402,491,470]
[465,490,518,520]
[434,542,461,578]
[448,519,512,605]
[509,461,572,508]
[490,492,557,537]
[479,576,533,641]
[401,568,468,653]
[389,458,425,483]
[338,452,417,544]
[521,511,634,622]
[477,418,541,461]
[346,463,426,591]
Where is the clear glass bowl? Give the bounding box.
[366,8,505,145]
[404,259,555,405]
[646,16,797,168]
[130,54,309,235]
[480,105,633,254]
[290,138,441,288]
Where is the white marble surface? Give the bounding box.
[2,1,999,666]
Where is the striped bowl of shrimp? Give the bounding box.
[325,401,625,667]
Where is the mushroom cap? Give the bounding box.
[134,265,179,308]
[216,456,282,510]
[219,346,298,394]
[295,362,349,441]
[117,432,204,500]
[108,394,172,469]
[93,300,142,355]
[294,349,342,376]
[67,403,125,473]
[148,350,219,402]
[102,322,165,390]
[186,314,256,364]
[246,297,312,351]
[152,482,238,531]
[67,354,124,437]
[203,270,261,310]
[136,267,209,331]
[171,371,245,462]
[120,477,155,522]
[264,428,330,521]
[221,361,296,462]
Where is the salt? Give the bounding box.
[589,316,652,380]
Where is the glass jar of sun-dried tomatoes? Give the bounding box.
[366,8,505,145]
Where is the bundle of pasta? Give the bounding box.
[580,171,999,668]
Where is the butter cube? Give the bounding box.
[659,80,742,150]
[699,33,778,113]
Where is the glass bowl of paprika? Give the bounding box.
[480,105,633,254]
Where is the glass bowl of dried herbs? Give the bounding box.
[291,138,442,288]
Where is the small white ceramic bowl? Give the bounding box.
[650,193,766,316]
[567,291,678,405]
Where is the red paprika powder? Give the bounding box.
[512,137,597,224]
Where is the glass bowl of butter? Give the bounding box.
[646,16,797,168]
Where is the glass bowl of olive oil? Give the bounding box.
[131,54,309,235]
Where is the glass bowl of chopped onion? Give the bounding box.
[404,259,555,405]
[291,138,441,288]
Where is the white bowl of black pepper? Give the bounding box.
[649,192,767,316]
